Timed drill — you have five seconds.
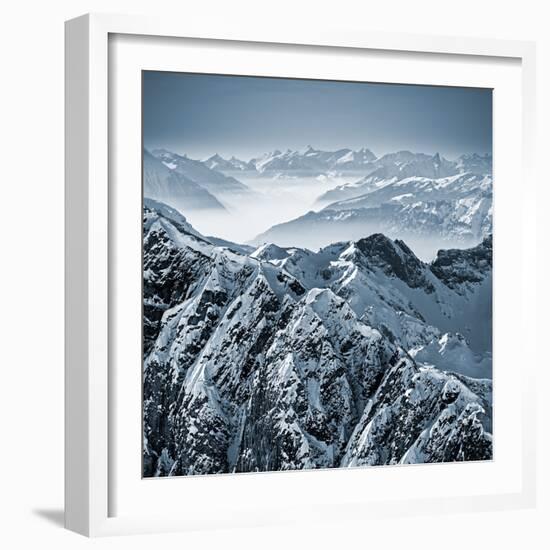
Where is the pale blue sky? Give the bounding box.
[143,71,492,161]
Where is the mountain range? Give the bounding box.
[254,170,493,259]
[194,148,490,183]
[248,146,377,175]
[143,198,492,477]
[151,147,491,183]
[198,146,379,177]
[143,149,226,211]
[144,146,492,260]
[152,149,250,195]
[317,152,491,203]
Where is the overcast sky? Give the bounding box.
[143,71,492,161]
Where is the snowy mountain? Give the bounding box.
[143,197,204,238]
[143,199,492,477]
[170,149,491,194]
[327,172,492,213]
[202,153,238,172]
[255,172,493,260]
[332,147,377,169]
[199,146,379,178]
[255,233,493,355]
[248,145,377,175]
[151,149,250,195]
[456,153,493,175]
[316,151,473,204]
[143,149,226,211]
[203,153,254,172]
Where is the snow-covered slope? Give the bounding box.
[198,146,378,178]
[203,153,254,172]
[152,149,250,195]
[244,146,377,176]
[143,200,262,348]
[143,204,492,477]
[255,172,492,259]
[342,357,492,466]
[256,233,493,354]
[456,153,493,175]
[316,152,490,204]
[143,150,226,211]
[143,198,203,237]
[327,173,492,212]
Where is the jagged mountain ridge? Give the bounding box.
[143,200,493,477]
[250,146,377,175]
[196,148,491,185]
[151,148,250,195]
[256,233,493,356]
[324,172,492,211]
[254,172,493,260]
[179,146,379,177]
[316,152,491,203]
[203,153,255,172]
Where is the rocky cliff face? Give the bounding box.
[431,236,493,290]
[143,200,493,477]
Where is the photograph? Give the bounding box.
[1,1,543,545]
[141,71,494,477]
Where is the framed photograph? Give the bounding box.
[65,13,537,536]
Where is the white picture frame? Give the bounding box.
[65,12,537,537]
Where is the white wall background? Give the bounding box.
[0,1,547,548]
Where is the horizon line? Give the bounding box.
[143,145,493,164]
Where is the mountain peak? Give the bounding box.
[304,287,343,314]
[356,232,416,263]
[203,153,226,165]
[250,243,291,262]
[356,233,397,254]
[431,236,492,290]
[355,234,433,291]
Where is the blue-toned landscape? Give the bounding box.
[142,72,493,477]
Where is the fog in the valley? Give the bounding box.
[172,174,481,262]
[254,216,480,262]
[143,73,492,261]
[180,175,349,245]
